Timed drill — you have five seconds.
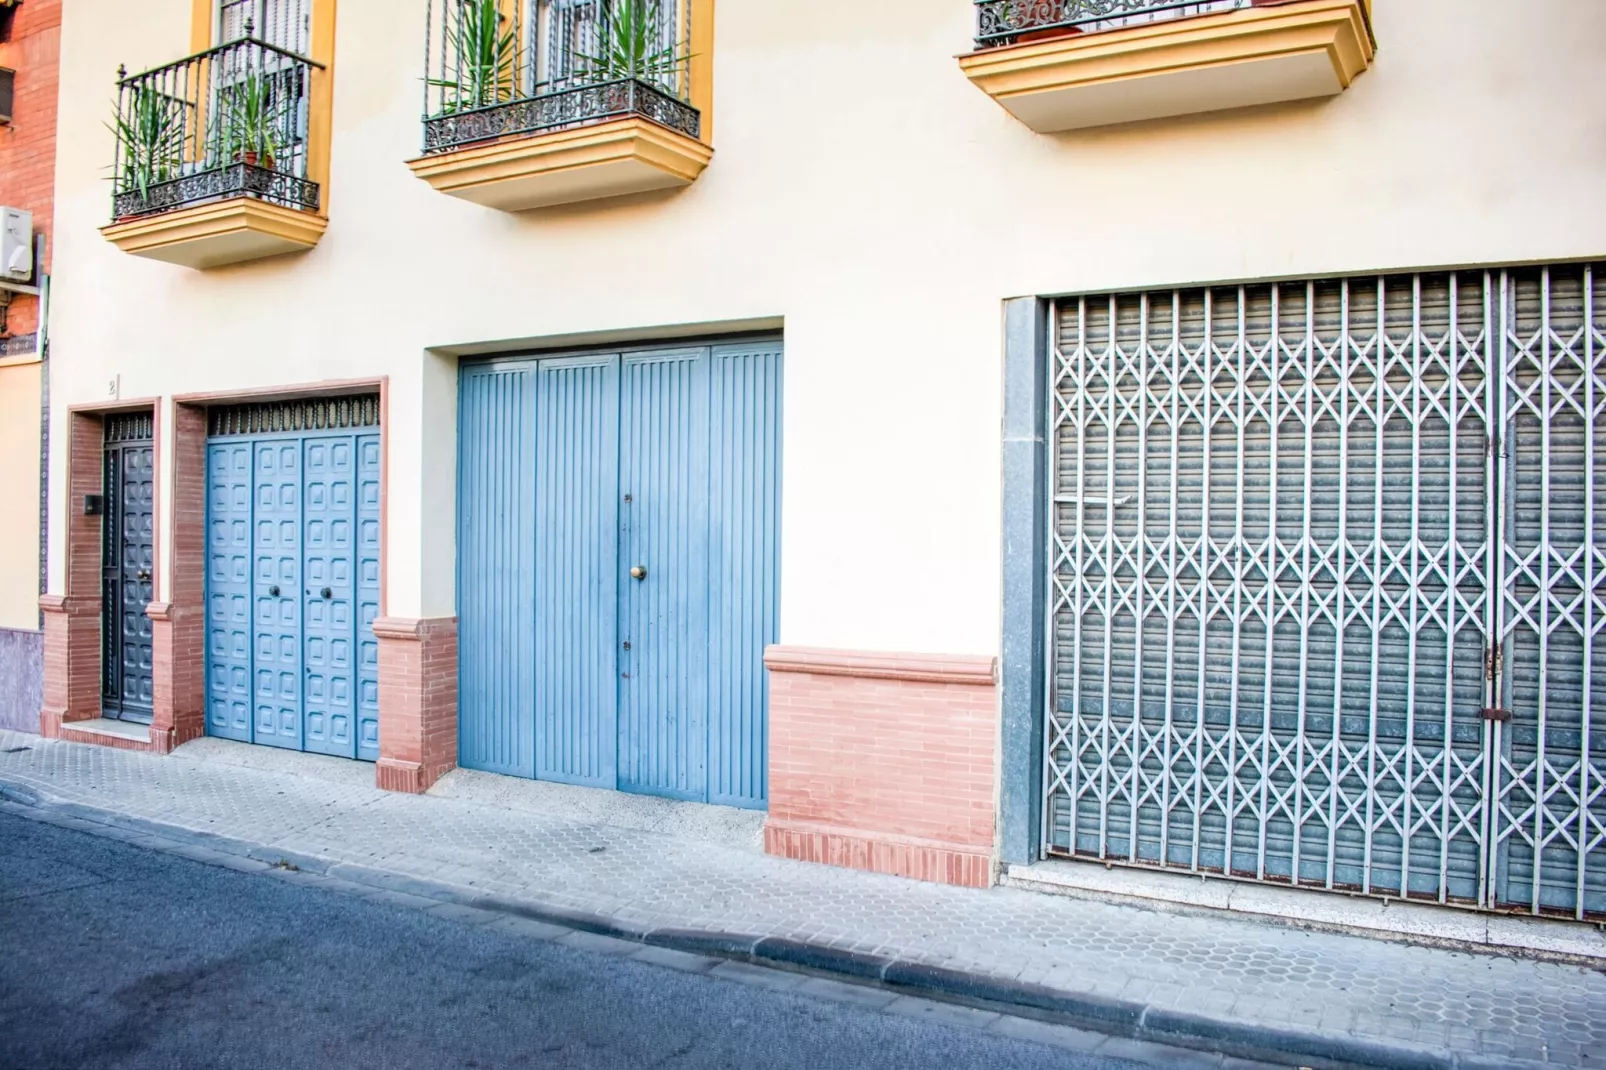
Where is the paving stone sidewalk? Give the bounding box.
[0,729,1601,1070]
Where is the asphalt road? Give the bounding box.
[0,811,1195,1070]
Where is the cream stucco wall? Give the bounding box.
[47,0,1606,657]
[0,359,42,632]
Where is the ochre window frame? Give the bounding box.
[190,0,336,215]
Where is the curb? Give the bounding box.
[0,779,1551,1070]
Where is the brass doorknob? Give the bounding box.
[630,566,648,581]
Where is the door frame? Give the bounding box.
[1000,261,1606,919]
[456,332,783,805]
[194,390,386,759]
[100,414,157,723]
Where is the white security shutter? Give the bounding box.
[1048,273,1494,905]
[1492,264,1606,919]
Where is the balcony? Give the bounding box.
[101,35,327,270]
[408,0,712,212]
[960,0,1375,133]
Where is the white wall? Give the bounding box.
[48,0,1606,655]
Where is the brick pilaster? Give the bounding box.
[373,616,458,793]
[38,595,99,735]
[40,412,105,735]
[146,404,206,753]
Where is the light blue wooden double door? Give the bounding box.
[206,431,382,760]
[458,342,782,808]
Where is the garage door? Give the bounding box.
[1045,265,1605,919]
[205,396,382,760]
[457,341,782,809]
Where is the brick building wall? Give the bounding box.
[0,0,60,338]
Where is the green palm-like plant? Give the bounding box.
[217,71,291,168]
[430,0,518,113]
[573,0,684,89]
[108,87,187,202]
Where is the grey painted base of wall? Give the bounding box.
[0,627,43,733]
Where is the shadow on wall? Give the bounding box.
[0,629,43,733]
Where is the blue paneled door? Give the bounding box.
[459,341,782,809]
[205,430,381,761]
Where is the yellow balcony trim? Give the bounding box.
[407,117,714,213]
[959,0,1375,133]
[101,198,327,270]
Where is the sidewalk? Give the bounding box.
[1,729,1600,1070]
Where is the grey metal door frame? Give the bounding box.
[1028,264,1605,919]
[101,412,155,724]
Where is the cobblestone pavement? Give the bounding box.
[2,730,1602,1069]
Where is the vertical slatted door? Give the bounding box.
[206,441,255,741]
[356,434,382,762]
[253,440,304,749]
[533,356,620,788]
[1492,264,1606,918]
[458,363,539,778]
[707,342,784,808]
[302,435,358,758]
[619,348,711,802]
[1046,275,1493,903]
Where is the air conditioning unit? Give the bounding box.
[1,207,32,283]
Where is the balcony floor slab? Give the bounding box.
[408,116,713,212]
[101,198,327,271]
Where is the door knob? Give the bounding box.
[321,587,332,600]
[135,569,151,582]
[630,566,648,581]
[268,585,281,598]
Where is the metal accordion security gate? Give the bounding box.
[1044,262,1606,919]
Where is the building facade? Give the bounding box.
[40,0,1606,920]
[0,0,57,733]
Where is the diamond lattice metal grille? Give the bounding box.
[1046,274,1497,906]
[1491,265,1606,919]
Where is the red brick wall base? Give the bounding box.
[763,646,999,889]
[764,819,994,888]
[374,616,458,794]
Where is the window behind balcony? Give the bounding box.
[217,0,310,55]
[536,0,685,97]
[212,0,311,179]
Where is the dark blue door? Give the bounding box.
[205,414,380,760]
[458,341,782,808]
[101,416,156,724]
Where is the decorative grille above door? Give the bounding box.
[1045,263,1605,919]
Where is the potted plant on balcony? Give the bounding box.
[1008,0,1082,45]
[574,0,685,90]
[430,0,518,113]
[218,72,291,170]
[108,86,186,209]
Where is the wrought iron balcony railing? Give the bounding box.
[421,0,700,155]
[975,0,1252,48]
[110,34,321,221]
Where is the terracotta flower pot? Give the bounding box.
[1017,24,1081,44]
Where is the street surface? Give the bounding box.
[0,812,1212,1069]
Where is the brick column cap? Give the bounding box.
[763,645,998,686]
